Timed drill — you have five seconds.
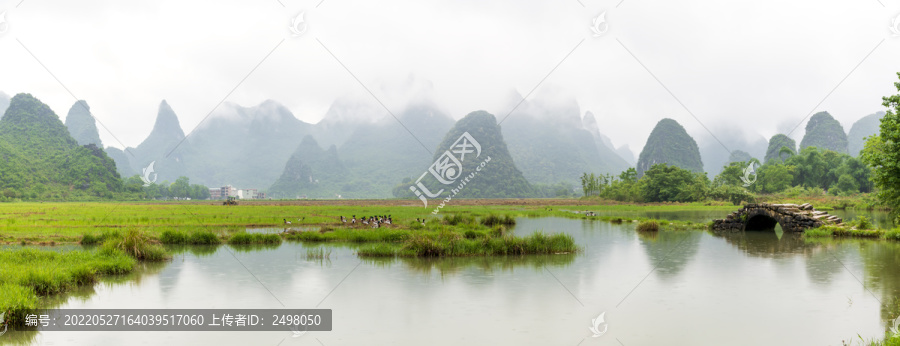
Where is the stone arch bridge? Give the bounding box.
[712,203,843,233]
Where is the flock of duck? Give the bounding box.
[340,215,393,228]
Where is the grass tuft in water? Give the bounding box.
[357,243,396,257]
[636,220,659,232]
[480,214,516,227]
[102,229,170,261]
[160,229,222,245]
[803,228,833,238]
[228,232,282,245]
[305,247,332,260]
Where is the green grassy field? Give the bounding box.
[0,200,737,244]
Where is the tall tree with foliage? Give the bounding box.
[640,163,709,202]
[862,72,900,213]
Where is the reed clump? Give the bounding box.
[227,232,282,245]
[160,229,222,245]
[480,214,516,227]
[636,220,659,233]
[101,229,170,261]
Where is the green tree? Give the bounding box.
[169,176,191,198]
[861,72,900,212]
[754,164,795,193]
[640,164,706,202]
[786,147,827,188]
[713,162,745,187]
[619,168,638,183]
[834,174,859,194]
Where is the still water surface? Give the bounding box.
[6,215,900,345]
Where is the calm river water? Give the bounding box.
[5,215,900,345]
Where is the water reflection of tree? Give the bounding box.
[712,231,816,258]
[711,230,843,284]
[856,241,900,322]
[637,231,702,279]
[713,231,900,325]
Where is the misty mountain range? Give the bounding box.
[55,93,644,198]
[0,90,887,198]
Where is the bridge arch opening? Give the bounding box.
[745,214,779,231]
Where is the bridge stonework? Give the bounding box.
[712,203,843,233]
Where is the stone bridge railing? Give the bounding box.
[712,203,843,233]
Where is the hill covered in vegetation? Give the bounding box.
[848,111,885,157]
[267,136,346,199]
[64,100,103,147]
[800,111,848,154]
[395,110,535,200]
[636,118,703,176]
[764,134,797,163]
[0,93,122,200]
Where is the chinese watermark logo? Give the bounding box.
[890,14,900,37]
[589,311,607,337]
[0,11,8,36]
[141,161,158,187]
[409,132,489,211]
[740,162,758,187]
[290,12,307,37]
[889,315,900,338]
[591,12,608,37]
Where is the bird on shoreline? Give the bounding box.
[284,219,291,225]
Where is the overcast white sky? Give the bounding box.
[1,0,899,155]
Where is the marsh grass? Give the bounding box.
[480,214,516,227]
[0,247,136,326]
[443,214,475,226]
[803,228,833,238]
[160,229,222,245]
[305,247,332,260]
[0,282,38,327]
[844,335,900,346]
[0,201,735,245]
[637,220,660,232]
[102,229,170,261]
[228,232,282,245]
[357,243,397,257]
[80,230,121,245]
[803,225,900,240]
